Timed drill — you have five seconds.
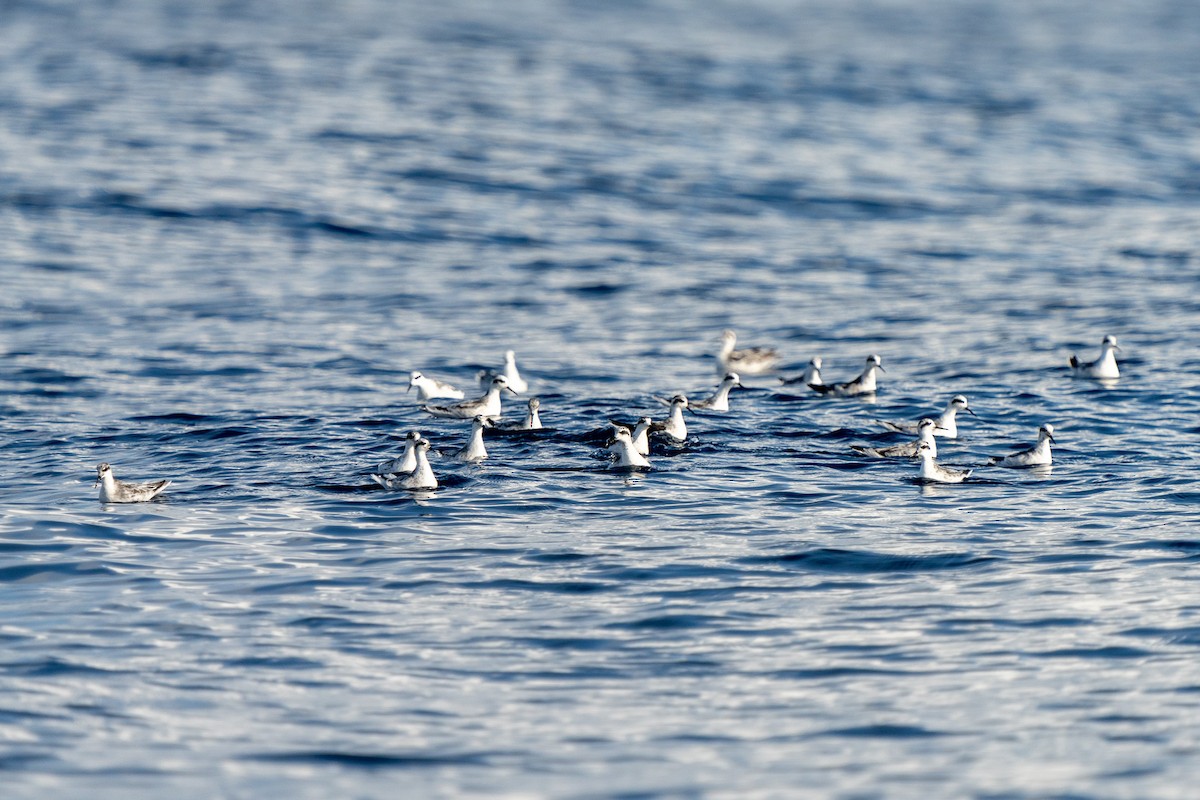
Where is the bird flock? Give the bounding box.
[93,331,1122,501]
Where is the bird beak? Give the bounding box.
[934,425,950,432]
[1047,432,1056,443]
[965,407,977,417]
[1113,344,1122,352]
[877,365,886,373]
[506,386,519,397]
[405,383,412,394]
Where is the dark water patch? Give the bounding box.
[607,614,724,631]
[740,548,995,574]
[222,656,325,670]
[1,657,132,677]
[244,750,495,768]
[462,578,613,595]
[511,636,622,651]
[811,724,953,739]
[0,561,119,583]
[1031,646,1154,660]
[766,667,919,680]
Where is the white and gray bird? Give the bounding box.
[607,425,651,469]
[373,438,437,490]
[452,415,492,462]
[989,423,1055,468]
[853,418,941,459]
[691,372,742,412]
[780,357,823,387]
[374,430,422,474]
[650,394,691,442]
[1069,335,1120,380]
[914,441,972,484]
[519,398,543,430]
[95,462,171,503]
[810,354,884,397]
[422,375,516,419]
[878,395,975,438]
[716,329,780,375]
[407,371,464,401]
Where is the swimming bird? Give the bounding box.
[407,371,464,401]
[691,372,742,412]
[607,415,653,455]
[810,354,884,397]
[877,395,975,438]
[95,462,171,503]
[716,329,780,375]
[989,423,1055,467]
[853,418,940,459]
[519,398,543,430]
[607,426,651,469]
[478,350,528,393]
[422,375,516,419]
[453,415,492,462]
[1070,335,1120,380]
[914,441,971,483]
[780,357,823,387]
[374,430,422,474]
[373,438,437,490]
[650,395,691,441]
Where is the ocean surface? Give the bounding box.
[2,0,1200,797]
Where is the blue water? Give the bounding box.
[3,0,1200,796]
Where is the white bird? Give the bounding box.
[914,441,972,483]
[853,418,941,458]
[407,371,464,401]
[452,415,492,462]
[373,438,437,490]
[422,375,516,419]
[691,372,742,412]
[478,350,528,393]
[374,430,422,474]
[810,354,884,397]
[95,462,171,503]
[716,329,780,375]
[1070,335,1120,380]
[519,398,543,430]
[780,357,823,387]
[607,426,651,469]
[650,394,691,441]
[989,423,1055,467]
[877,395,975,438]
[607,415,654,456]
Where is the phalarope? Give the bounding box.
[478,350,528,394]
[878,395,975,438]
[519,397,543,430]
[607,425,651,469]
[407,371,464,401]
[374,430,422,474]
[1070,335,1120,380]
[810,354,884,397]
[373,438,437,490]
[95,462,171,503]
[989,423,1054,467]
[691,372,742,412]
[853,418,941,459]
[608,416,653,455]
[716,329,780,375]
[453,415,492,462]
[422,375,516,419]
[780,357,823,387]
[651,395,691,441]
[914,441,971,483]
